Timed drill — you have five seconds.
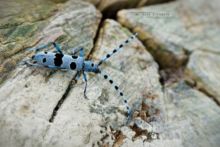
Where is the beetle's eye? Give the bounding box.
[91,63,94,67]
[32,55,35,59]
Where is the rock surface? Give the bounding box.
[0,0,58,84]
[0,0,101,147]
[46,19,163,146]
[0,0,101,84]
[117,0,220,68]
[89,0,172,18]
[0,4,163,146]
[120,82,220,147]
[90,19,163,145]
[117,0,220,109]
[162,82,220,147]
[0,0,220,147]
[186,51,220,104]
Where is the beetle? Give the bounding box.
[25,33,138,122]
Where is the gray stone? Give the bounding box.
[117,0,220,67]
[49,19,163,146]
[96,0,171,11]
[121,82,220,147]
[90,0,171,18]
[0,7,163,145]
[0,0,101,147]
[0,0,101,84]
[186,51,220,104]
[1,0,220,146]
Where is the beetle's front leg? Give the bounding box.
[23,60,45,68]
[52,42,63,55]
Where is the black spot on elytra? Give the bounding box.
[115,86,118,90]
[119,44,123,48]
[113,49,117,53]
[44,51,48,54]
[125,40,129,43]
[91,63,94,67]
[120,92,123,96]
[54,53,63,66]
[43,58,46,63]
[31,55,35,59]
[70,62,76,70]
[124,100,127,103]
[106,54,110,58]
[72,56,78,59]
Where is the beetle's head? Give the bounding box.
[31,52,47,64]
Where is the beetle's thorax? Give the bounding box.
[83,60,100,73]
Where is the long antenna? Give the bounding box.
[97,33,138,66]
[99,70,132,122]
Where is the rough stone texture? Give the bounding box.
[117,0,220,111]
[83,0,100,6]
[46,19,163,146]
[0,6,163,145]
[162,82,220,147]
[0,0,58,83]
[120,82,220,147]
[186,51,220,104]
[1,0,220,146]
[117,0,220,68]
[0,0,101,84]
[92,0,172,18]
[0,0,101,147]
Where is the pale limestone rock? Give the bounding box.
[93,0,171,19]
[134,117,153,132]
[1,0,220,146]
[186,51,220,104]
[161,82,220,147]
[0,0,58,83]
[121,82,220,147]
[117,0,220,67]
[97,0,171,12]
[0,0,101,84]
[83,0,100,6]
[121,126,136,140]
[0,0,101,147]
[50,19,163,146]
